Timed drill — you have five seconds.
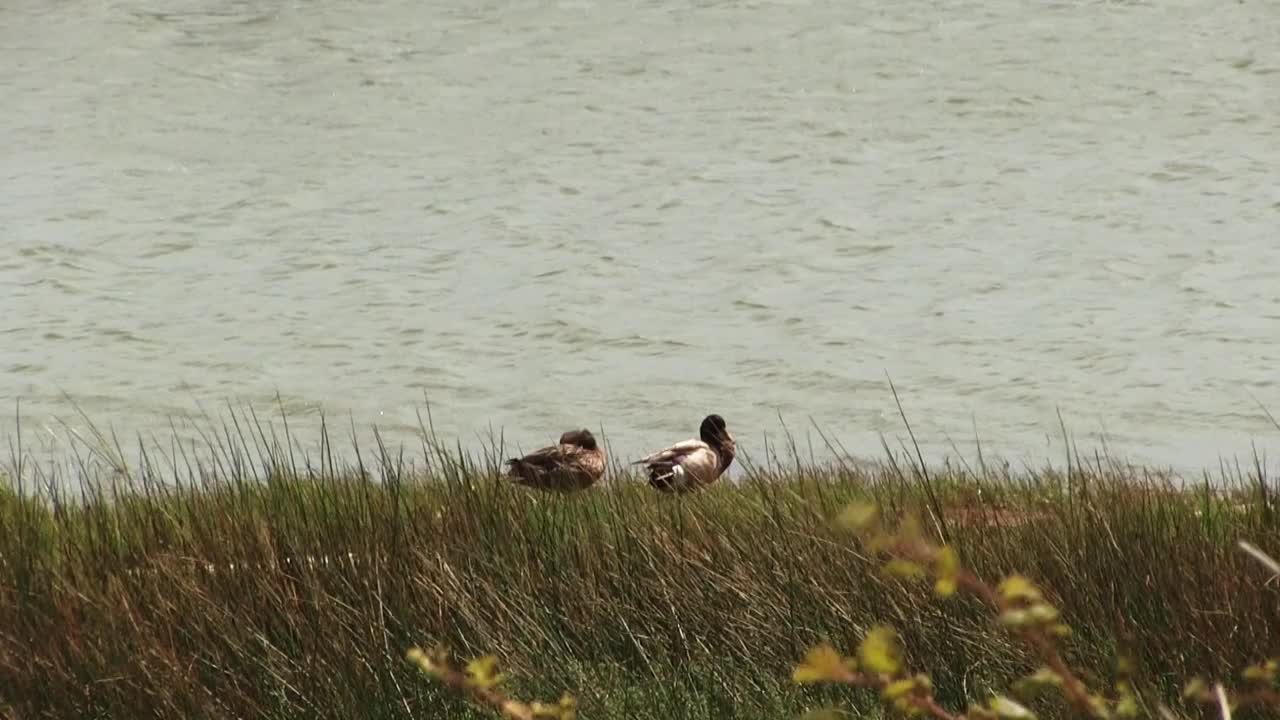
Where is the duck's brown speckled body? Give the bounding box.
[505,429,606,492]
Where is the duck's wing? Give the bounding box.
[507,444,604,490]
[508,443,560,467]
[633,438,709,468]
[506,443,571,477]
[635,439,720,492]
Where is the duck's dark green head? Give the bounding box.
[699,414,730,445]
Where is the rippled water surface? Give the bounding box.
[4,0,1280,474]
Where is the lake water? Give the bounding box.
[4,0,1279,478]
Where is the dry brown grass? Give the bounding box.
[1,414,1278,719]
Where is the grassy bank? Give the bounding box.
[1,415,1278,719]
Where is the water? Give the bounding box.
[3,0,1279,477]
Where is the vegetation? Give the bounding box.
[784,502,1280,719]
[1,408,1278,719]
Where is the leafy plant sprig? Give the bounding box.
[792,503,1280,720]
[406,645,576,720]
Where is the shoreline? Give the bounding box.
[5,403,1280,494]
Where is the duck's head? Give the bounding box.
[699,414,732,447]
[559,429,599,451]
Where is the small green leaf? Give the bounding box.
[858,625,903,675]
[837,503,879,532]
[1243,661,1277,683]
[500,701,531,717]
[882,677,917,700]
[934,545,960,597]
[1116,655,1135,677]
[558,693,577,720]
[891,695,925,717]
[465,654,506,689]
[988,694,1037,719]
[883,559,927,579]
[999,609,1030,627]
[1027,603,1060,623]
[530,701,559,718]
[1013,666,1063,699]
[531,693,577,719]
[793,643,854,684]
[968,702,998,719]
[405,645,449,676]
[933,577,958,597]
[997,575,1043,603]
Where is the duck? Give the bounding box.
[634,414,736,493]
[505,428,606,492]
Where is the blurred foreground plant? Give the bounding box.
[406,645,576,720]
[791,503,1280,720]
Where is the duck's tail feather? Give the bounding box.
[647,464,687,492]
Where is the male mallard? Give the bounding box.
[505,429,606,492]
[634,414,736,493]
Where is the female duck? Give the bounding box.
[634,414,736,493]
[505,429,606,492]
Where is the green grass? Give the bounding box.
[1,410,1277,719]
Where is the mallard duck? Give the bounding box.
[634,414,736,493]
[505,429,606,492]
